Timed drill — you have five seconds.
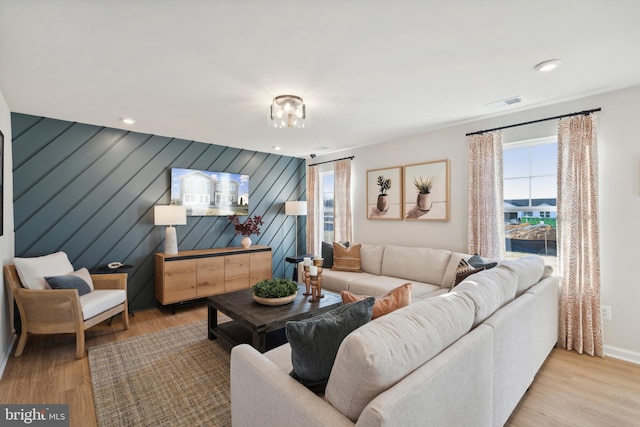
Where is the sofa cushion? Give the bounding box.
[79,289,126,320]
[321,270,376,293]
[359,244,385,275]
[341,283,412,319]
[498,256,545,296]
[347,275,441,300]
[454,266,485,286]
[452,266,517,327]
[381,245,452,287]
[332,243,362,272]
[325,292,475,422]
[285,298,374,392]
[14,252,75,290]
[45,274,92,296]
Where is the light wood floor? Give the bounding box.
[1,303,639,427]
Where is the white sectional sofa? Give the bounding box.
[231,246,558,427]
[300,243,471,299]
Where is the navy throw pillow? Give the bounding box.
[286,297,374,393]
[468,254,498,270]
[45,275,92,296]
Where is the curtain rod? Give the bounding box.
[465,108,601,137]
[308,156,355,167]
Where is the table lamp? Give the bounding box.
[154,205,187,255]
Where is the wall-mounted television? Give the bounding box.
[170,167,249,216]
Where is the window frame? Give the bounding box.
[319,169,335,243]
[503,136,557,217]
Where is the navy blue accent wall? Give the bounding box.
[11,113,306,311]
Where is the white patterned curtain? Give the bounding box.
[306,165,320,255]
[334,159,353,243]
[467,131,505,259]
[557,113,603,357]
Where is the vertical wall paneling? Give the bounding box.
[11,113,306,311]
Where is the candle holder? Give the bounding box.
[309,260,324,302]
[303,265,312,296]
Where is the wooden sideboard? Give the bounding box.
[155,246,272,306]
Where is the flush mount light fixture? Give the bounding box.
[534,59,562,72]
[269,95,307,128]
[121,117,136,125]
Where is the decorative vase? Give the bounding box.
[376,194,389,212]
[417,193,432,212]
[241,235,252,248]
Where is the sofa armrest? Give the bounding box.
[91,273,127,291]
[230,344,353,427]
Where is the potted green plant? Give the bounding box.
[252,278,299,306]
[376,176,391,212]
[413,176,434,212]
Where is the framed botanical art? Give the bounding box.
[366,166,403,220]
[403,159,449,221]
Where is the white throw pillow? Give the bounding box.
[13,252,75,290]
[69,267,95,291]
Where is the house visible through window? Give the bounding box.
[320,171,335,243]
[503,137,557,268]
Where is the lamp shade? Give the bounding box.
[154,205,187,226]
[285,201,307,216]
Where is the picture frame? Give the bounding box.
[366,166,403,220]
[404,159,449,221]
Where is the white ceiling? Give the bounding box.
[1,1,639,158]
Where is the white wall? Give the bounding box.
[312,84,640,362]
[0,88,15,376]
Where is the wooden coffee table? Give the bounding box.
[207,284,342,353]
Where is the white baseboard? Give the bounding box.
[0,334,16,379]
[604,345,640,365]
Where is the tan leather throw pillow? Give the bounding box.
[341,283,412,319]
[332,243,362,272]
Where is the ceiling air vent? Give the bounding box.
[487,96,522,109]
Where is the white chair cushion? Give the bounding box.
[80,289,126,320]
[13,252,74,290]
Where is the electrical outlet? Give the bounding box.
[601,305,612,320]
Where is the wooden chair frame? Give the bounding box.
[3,265,130,358]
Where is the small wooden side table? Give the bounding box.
[284,254,314,281]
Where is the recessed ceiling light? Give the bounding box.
[273,146,282,151]
[121,118,136,125]
[534,59,562,72]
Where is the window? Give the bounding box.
[320,171,335,243]
[503,137,557,266]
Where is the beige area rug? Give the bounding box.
[89,320,232,427]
